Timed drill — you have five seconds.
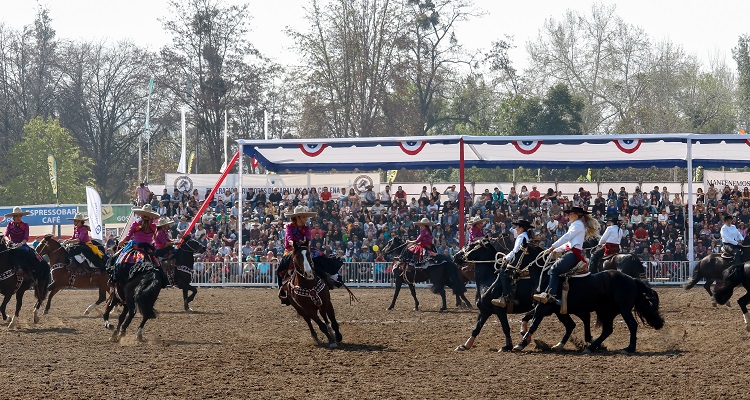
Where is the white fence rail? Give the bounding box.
[187,260,693,287]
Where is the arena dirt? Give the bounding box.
[1,286,747,399]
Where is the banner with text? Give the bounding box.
[0,206,77,227]
[703,170,750,190]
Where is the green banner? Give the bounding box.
[77,204,132,224]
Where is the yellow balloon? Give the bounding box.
[372,245,379,252]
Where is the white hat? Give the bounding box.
[4,206,30,217]
[467,216,489,226]
[414,218,436,226]
[66,213,89,222]
[132,204,159,218]
[156,217,174,227]
[287,205,317,218]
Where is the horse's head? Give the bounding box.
[35,235,66,263]
[292,240,314,280]
[382,237,401,255]
[180,237,207,254]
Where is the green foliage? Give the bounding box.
[733,34,750,130]
[499,84,583,135]
[0,117,92,204]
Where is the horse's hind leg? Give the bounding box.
[579,312,592,344]
[586,313,615,353]
[110,304,129,342]
[705,280,717,306]
[324,303,342,344]
[303,316,321,345]
[0,293,11,321]
[408,283,420,311]
[497,311,514,352]
[736,290,750,331]
[552,313,577,350]
[103,293,119,330]
[619,309,639,354]
[10,288,26,328]
[387,274,403,311]
[85,288,107,315]
[310,314,334,346]
[44,283,61,315]
[455,307,492,351]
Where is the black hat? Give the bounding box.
[609,215,621,224]
[563,206,589,215]
[511,219,532,229]
[724,214,734,221]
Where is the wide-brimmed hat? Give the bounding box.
[724,214,734,221]
[287,205,317,218]
[467,216,489,226]
[156,217,174,227]
[66,212,89,222]
[563,206,589,215]
[609,215,622,224]
[511,219,532,229]
[365,184,374,189]
[414,218,436,226]
[132,204,159,218]
[4,206,30,217]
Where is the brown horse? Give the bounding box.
[281,240,341,348]
[0,237,49,327]
[35,235,109,315]
[684,235,750,306]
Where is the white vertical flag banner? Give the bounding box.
[177,106,187,173]
[86,186,104,241]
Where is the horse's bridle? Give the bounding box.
[292,245,314,278]
[35,237,67,257]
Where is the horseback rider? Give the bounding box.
[153,217,176,259]
[3,206,48,280]
[491,219,532,308]
[721,214,744,262]
[404,218,437,268]
[64,213,106,272]
[467,216,488,244]
[276,206,343,300]
[590,215,623,270]
[534,206,600,304]
[112,204,165,286]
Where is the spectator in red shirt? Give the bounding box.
[528,185,541,208]
[320,186,332,203]
[650,239,664,255]
[634,224,649,242]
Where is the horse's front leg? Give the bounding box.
[552,313,577,350]
[737,290,750,331]
[387,272,403,311]
[408,283,420,311]
[10,288,26,328]
[515,306,547,351]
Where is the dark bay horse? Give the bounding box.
[684,235,750,305]
[382,237,471,312]
[35,235,109,315]
[713,263,750,331]
[108,266,163,342]
[454,242,560,352]
[516,270,664,354]
[282,240,341,348]
[454,234,516,302]
[160,238,206,312]
[588,247,647,278]
[0,238,49,327]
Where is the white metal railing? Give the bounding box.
[186,260,693,287]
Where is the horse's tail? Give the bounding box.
[134,271,161,320]
[683,259,703,290]
[633,279,664,330]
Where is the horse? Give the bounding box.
[713,263,750,331]
[454,234,510,302]
[588,247,647,278]
[381,236,471,312]
[35,235,109,315]
[108,265,163,343]
[684,235,750,305]
[0,237,50,327]
[515,270,664,354]
[159,237,206,312]
[281,240,341,348]
[454,241,563,352]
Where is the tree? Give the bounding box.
[160,0,267,173]
[290,0,404,138]
[0,117,91,205]
[733,34,750,131]
[500,84,583,135]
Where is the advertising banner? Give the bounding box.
[0,206,77,227]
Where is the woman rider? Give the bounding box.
[403,218,437,267]
[276,206,343,294]
[534,206,600,304]
[589,215,622,271]
[113,204,164,286]
[3,206,48,280]
[468,216,488,243]
[491,219,532,308]
[65,213,106,271]
[153,217,176,259]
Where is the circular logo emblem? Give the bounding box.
[353,175,374,193]
[95,226,102,234]
[173,175,194,193]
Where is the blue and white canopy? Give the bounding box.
[239,134,749,172]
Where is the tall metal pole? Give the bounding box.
[144,76,154,182]
[458,138,465,247]
[238,145,244,248]
[138,134,142,182]
[686,139,695,274]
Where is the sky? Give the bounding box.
[1,0,749,71]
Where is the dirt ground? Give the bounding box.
[1,285,748,399]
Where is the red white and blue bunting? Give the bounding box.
[512,140,543,155]
[398,140,426,155]
[613,139,642,154]
[298,143,327,157]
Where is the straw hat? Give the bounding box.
[66,213,89,222]
[287,205,317,218]
[4,206,30,217]
[414,218,436,227]
[467,216,489,226]
[156,217,174,227]
[132,204,159,218]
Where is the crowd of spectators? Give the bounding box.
[130,180,750,282]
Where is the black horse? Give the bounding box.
[713,263,750,331]
[684,235,750,305]
[516,270,664,354]
[108,267,163,342]
[161,238,206,312]
[0,238,50,327]
[455,241,565,351]
[382,237,471,312]
[589,247,647,278]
